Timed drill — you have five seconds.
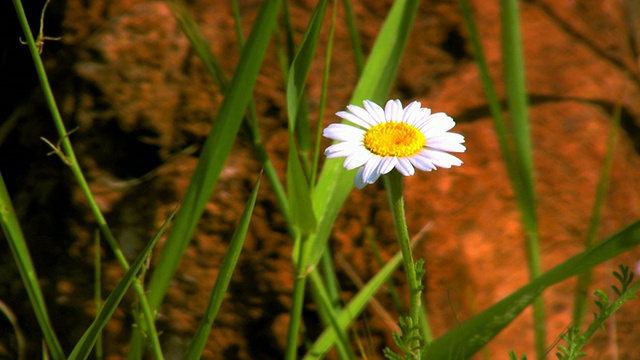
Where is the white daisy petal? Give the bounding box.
[323,123,366,142]
[343,149,373,170]
[363,100,386,124]
[348,104,381,126]
[418,113,455,134]
[379,157,398,175]
[324,99,465,188]
[325,141,359,158]
[395,158,415,176]
[426,132,466,152]
[336,110,374,129]
[409,153,436,171]
[354,168,367,189]
[403,101,422,126]
[362,155,383,184]
[385,99,403,122]
[422,149,463,168]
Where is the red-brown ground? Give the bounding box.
[1,0,640,359]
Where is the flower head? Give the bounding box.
[324,99,465,189]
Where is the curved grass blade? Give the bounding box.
[184,174,260,358]
[68,209,177,360]
[422,219,640,359]
[572,107,620,327]
[303,241,409,360]
[145,0,281,311]
[0,172,64,360]
[308,0,422,269]
[286,0,328,236]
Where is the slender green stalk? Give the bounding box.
[12,1,164,357]
[572,107,620,328]
[94,232,103,360]
[285,234,312,360]
[384,171,425,358]
[311,0,338,185]
[308,270,355,359]
[0,172,64,360]
[341,0,364,74]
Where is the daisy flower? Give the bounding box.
[324,99,466,189]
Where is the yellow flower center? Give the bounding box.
[363,122,425,157]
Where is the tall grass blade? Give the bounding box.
[572,106,621,327]
[164,0,227,89]
[145,0,281,311]
[500,0,544,356]
[184,175,261,358]
[0,172,64,360]
[303,243,408,359]
[422,220,640,359]
[68,210,176,360]
[286,0,328,242]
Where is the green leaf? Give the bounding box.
[68,210,176,360]
[184,175,261,358]
[286,0,328,131]
[422,220,640,359]
[0,172,65,360]
[303,242,408,360]
[145,0,282,312]
[288,146,318,235]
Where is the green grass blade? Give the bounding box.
[93,231,103,360]
[308,270,356,360]
[308,0,422,269]
[303,244,407,360]
[572,106,621,327]
[422,219,640,359]
[184,175,261,358]
[0,172,65,360]
[68,210,176,360]
[145,0,282,311]
[288,146,318,235]
[500,0,544,356]
[285,0,327,134]
[164,0,227,89]
[341,0,364,74]
[286,0,327,239]
[459,0,513,174]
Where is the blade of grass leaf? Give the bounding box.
[341,0,364,75]
[12,1,164,356]
[94,231,103,360]
[0,171,64,360]
[308,0,422,269]
[164,0,227,89]
[303,236,418,360]
[459,0,514,175]
[68,210,176,360]
[311,0,338,185]
[166,0,293,238]
[145,0,281,311]
[422,219,640,359]
[286,0,328,241]
[572,106,621,328]
[184,175,260,358]
[308,270,356,360]
[500,0,544,356]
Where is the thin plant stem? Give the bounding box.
[285,234,312,360]
[384,170,425,358]
[12,1,164,358]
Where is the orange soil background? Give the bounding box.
[1,0,640,359]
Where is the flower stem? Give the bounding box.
[384,170,423,358]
